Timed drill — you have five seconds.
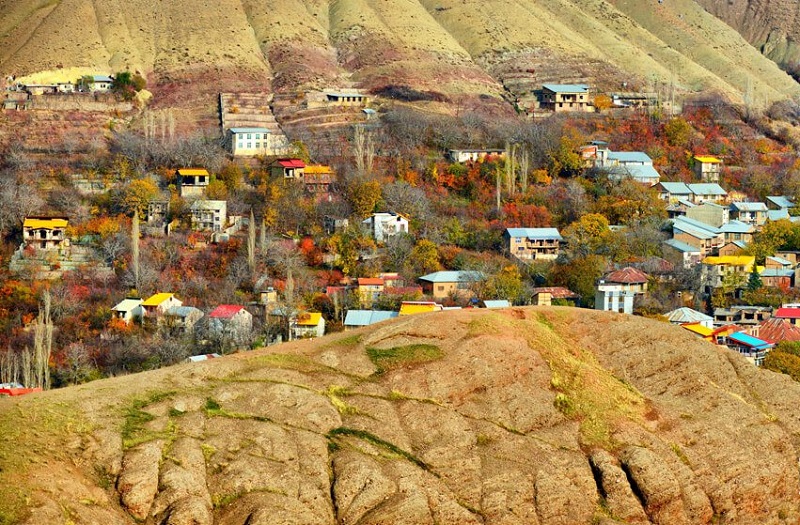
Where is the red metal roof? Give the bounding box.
[358,278,385,286]
[209,304,246,319]
[755,318,800,344]
[604,267,649,284]
[277,159,306,168]
[776,307,800,319]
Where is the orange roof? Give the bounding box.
[358,278,385,286]
[177,168,209,176]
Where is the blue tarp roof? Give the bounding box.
[344,310,399,326]
[482,300,511,309]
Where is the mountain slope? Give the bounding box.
[1,0,799,110]
[2,307,800,524]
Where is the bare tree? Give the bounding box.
[132,213,140,291]
[353,125,375,177]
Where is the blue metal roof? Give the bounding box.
[687,183,727,195]
[760,268,795,278]
[542,83,589,93]
[731,201,767,212]
[482,300,511,309]
[663,238,701,253]
[727,331,773,350]
[608,151,652,164]
[505,227,563,240]
[608,164,660,183]
[166,306,202,318]
[673,216,722,234]
[344,310,399,327]
[92,75,113,82]
[767,196,795,209]
[719,220,753,234]
[767,209,790,221]
[767,255,793,266]
[230,127,271,133]
[418,271,485,283]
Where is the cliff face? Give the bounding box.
[696,0,800,68]
[2,307,800,525]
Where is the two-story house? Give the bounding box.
[671,216,725,256]
[270,158,305,180]
[418,271,485,299]
[693,155,722,182]
[357,277,385,306]
[540,84,592,112]
[594,267,649,315]
[177,168,210,197]
[208,304,253,346]
[228,127,271,156]
[141,293,183,322]
[700,256,756,290]
[111,298,143,325]
[503,228,563,261]
[303,165,334,195]
[22,216,68,251]
[729,202,768,227]
[190,200,227,232]
[362,212,409,242]
[447,149,506,163]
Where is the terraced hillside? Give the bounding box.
[2,307,800,524]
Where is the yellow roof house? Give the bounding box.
[701,255,758,271]
[176,168,209,176]
[694,155,721,164]
[23,218,69,230]
[142,293,177,307]
[296,312,323,326]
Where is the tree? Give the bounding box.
[347,179,382,219]
[481,265,525,303]
[117,178,159,217]
[405,239,441,277]
[594,94,613,112]
[747,265,763,292]
[562,213,613,257]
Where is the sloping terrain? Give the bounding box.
[2,307,800,524]
[1,0,799,112]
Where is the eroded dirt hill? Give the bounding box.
[1,0,799,110]
[1,307,799,524]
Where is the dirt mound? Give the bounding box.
[1,307,799,524]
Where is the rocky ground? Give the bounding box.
[1,307,799,524]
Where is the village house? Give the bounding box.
[363,212,409,242]
[748,317,800,344]
[503,227,563,261]
[270,158,305,180]
[662,238,702,269]
[292,312,325,339]
[177,168,210,197]
[208,305,253,346]
[111,298,143,325]
[719,220,755,244]
[729,202,768,226]
[141,293,183,322]
[22,216,69,251]
[83,75,113,92]
[540,84,592,112]
[447,149,506,163]
[531,286,580,306]
[147,200,170,225]
[228,127,272,156]
[343,310,399,330]
[303,165,334,196]
[714,305,771,327]
[718,240,748,256]
[725,331,773,366]
[685,202,729,228]
[357,277,385,306]
[323,215,349,235]
[760,256,796,288]
[693,155,722,182]
[190,200,226,232]
[594,267,649,315]
[324,91,369,106]
[766,196,795,211]
[657,183,727,204]
[700,255,757,290]
[162,306,204,335]
[418,271,485,299]
[671,216,724,257]
[666,199,695,219]
[775,306,800,326]
[610,92,658,108]
[666,307,714,329]
[581,143,660,185]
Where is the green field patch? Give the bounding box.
[366,344,443,374]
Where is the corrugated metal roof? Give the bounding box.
[418,271,485,283]
[505,227,563,240]
[482,300,511,309]
[767,196,795,209]
[776,307,800,319]
[687,183,727,195]
[608,151,652,163]
[666,307,713,324]
[719,220,753,234]
[344,310,399,326]
[604,267,649,284]
[142,293,175,306]
[304,165,333,174]
[399,302,442,315]
[542,84,589,93]
[674,216,722,234]
[166,306,202,318]
[230,127,271,133]
[663,239,701,253]
[760,268,794,277]
[531,286,580,298]
[731,201,767,211]
[357,278,385,286]
[682,323,714,337]
[727,331,773,349]
[658,182,691,193]
[209,304,246,319]
[112,299,142,311]
[702,255,755,267]
[276,159,305,168]
[23,217,68,229]
[92,75,113,82]
[767,209,790,221]
[755,318,800,343]
[694,155,721,163]
[177,168,209,176]
[766,256,793,267]
[296,312,323,326]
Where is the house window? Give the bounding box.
[254,134,260,140]
[247,134,252,139]
[40,241,46,249]
[437,286,445,292]
[247,143,252,149]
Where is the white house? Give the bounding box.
[227,127,287,157]
[292,312,326,339]
[111,298,143,325]
[190,200,227,232]
[362,212,409,242]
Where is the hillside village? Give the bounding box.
[6,71,800,392]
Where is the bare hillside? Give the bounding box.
[2,307,800,524]
[1,0,799,112]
